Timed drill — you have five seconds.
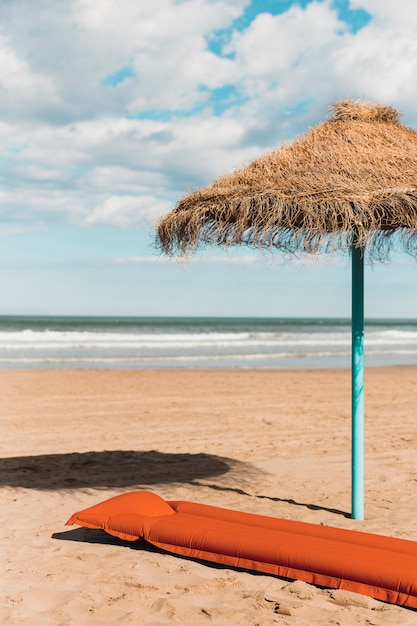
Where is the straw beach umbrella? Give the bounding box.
[156,100,417,519]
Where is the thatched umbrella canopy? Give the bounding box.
[158,100,417,259]
[156,100,417,520]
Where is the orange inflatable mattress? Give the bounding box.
[66,491,417,609]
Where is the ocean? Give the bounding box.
[0,316,416,370]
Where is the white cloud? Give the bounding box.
[349,0,417,28]
[224,0,417,136]
[228,2,345,82]
[0,35,58,119]
[0,113,261,228]
[0,0,247,122]
[1,0,417,234]
[86,194,172,227]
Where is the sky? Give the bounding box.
[0,0,416,318]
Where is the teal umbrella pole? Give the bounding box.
[351,243,365,520]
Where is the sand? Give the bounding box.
[1,366,417,625]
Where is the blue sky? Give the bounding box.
[0,0,416,318]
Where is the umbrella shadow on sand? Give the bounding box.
[0,450,242,490]
[0,449,349,517]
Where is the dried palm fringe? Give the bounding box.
[157,195,417,261]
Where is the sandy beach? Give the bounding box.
[1,366,417,625]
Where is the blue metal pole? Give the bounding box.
[351,244,365,520]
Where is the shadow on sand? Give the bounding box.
[189,480,350,518]
[0,449,243,490]
[1,449,350,518]
[51,526,287,578]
